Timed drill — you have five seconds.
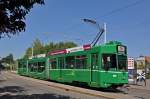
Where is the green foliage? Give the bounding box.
[32,38,45,55]
[1,53,14,64]
[45,41,77,52]
[146,72,150,79]
[137,61,145,69]
[0,53,16,70]
[0,0,44,38]
[23,39,77,59]
[23,47,32,59]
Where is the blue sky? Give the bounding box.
[0,0,150,59]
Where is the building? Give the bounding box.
[145,56,150,72]
[128,57,134,69]
[127,56,150,83]
[136,56,145,69]
[128,57,136,82]
[135,56,150,73]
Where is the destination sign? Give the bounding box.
[118,46,125,52]
[117,46,126,54]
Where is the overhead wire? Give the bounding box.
[89,0,147,45]
[46,0,147,45]
[95,0,146,19]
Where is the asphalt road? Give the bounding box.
[127,83,150,99]
[0,71,106,99]
[0,71,150,99]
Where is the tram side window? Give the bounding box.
[18,62,22,68]
[18,62,26,68]
[50,58,57,69]
[75,55,87,69]
[102,54,117,70]
[66,56,75,69]
[29,63,34,72]
[22,62,27,68]
[29,63,38,72]
[38,62,45,72]
[33,63,38,72]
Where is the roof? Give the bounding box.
[145,56,150,63]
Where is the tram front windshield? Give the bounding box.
[118,55,127,71]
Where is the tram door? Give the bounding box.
[46,58,50,79]
[91,53,99,83]
[58,57,65,79]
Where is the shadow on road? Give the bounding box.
[0,93,73,99]
[0,79,6,82]
[0,86,74,99]
[63,82,128,94]
[0,86,25,93]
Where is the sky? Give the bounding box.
[0,0,150,59]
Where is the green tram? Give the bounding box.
[18,41,128,88]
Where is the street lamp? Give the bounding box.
[82,18,100,32]
[82,19,107,45]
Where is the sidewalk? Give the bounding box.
[129,79,150,91]
[10,70,17,73]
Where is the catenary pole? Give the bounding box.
[104,22,107,44]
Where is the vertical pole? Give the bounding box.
[27,60,28,74]
[144,56,147,86]
[104,23,107,44]
[31,46,33,57]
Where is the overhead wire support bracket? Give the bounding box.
[82,18,105,47]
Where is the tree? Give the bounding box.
[23,47,32,59]
[24,38,44,58]
[1,53,14,64]
[32,38,45,55]
[0,0,44,38]
[23,39,78,59]
[1,53,15,70]
[0,58,5,70]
